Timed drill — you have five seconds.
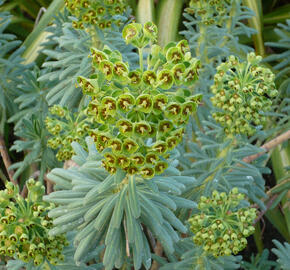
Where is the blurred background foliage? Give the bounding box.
[0,0,52,40]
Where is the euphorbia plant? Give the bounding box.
[43,21,202,269]
[0,0,289,269]
[78,22,200,178]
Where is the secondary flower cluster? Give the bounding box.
[186,0,232,26]
[0,180,68,266]
[77,22,201,178]
[211,53,278,136]
[65,0,127,29]
[45,105,90,161]
[188,188,257,257]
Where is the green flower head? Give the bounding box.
[58,21,201,179]
[0,180,67,266]
[66,0,127,29]
[211,53,277,136]
[189,188,257,257]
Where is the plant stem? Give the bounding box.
[242,0,265,56]
[139,48,144,72]
[254,194,279,224]
[136,0,155,24]
[156,0,183,46]
[0,135,17,185]
[150,241,163,270]
[152,59,161,72]
[271,144,290,236]
[21,185,28,198]
[243,130,290,163]
[0,168,8,185]
[201,138,234,187]
[253,222,264,254]
[123,219,130,257]
[88,25,101,49]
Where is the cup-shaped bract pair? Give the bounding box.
[122,21,158,48]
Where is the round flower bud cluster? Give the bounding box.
[188,188,257,257]
[211,53,278,136]
[0,180,68,266]
[185,0,232,26]
[77,22,201,179]
[65,0,127,29]
[45,105,91,161]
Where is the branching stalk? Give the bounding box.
[243,130,290,163]
[0,135,16,185]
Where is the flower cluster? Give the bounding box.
[185,0,232,26]
[77,22,201,179]
[0,180,68,266]
[45,105,90,161]
[65,0,127,29]
[211,53,278,136]
[188,188,257,257]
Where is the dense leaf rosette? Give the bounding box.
[44,138,197,270]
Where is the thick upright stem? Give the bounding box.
[139,48,144,72]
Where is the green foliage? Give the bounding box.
[1,0,289,269]
[240,249,279,270]
[7,67,60,181]
[264,20,290,134]
[272,240,290,270]
[0,2,30,133]
[9,114,59,181]
[177,119,269,210]
[39,9,137,108]
[44,137,197,270]
[0,0,52,40]
[159,237,242,270]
